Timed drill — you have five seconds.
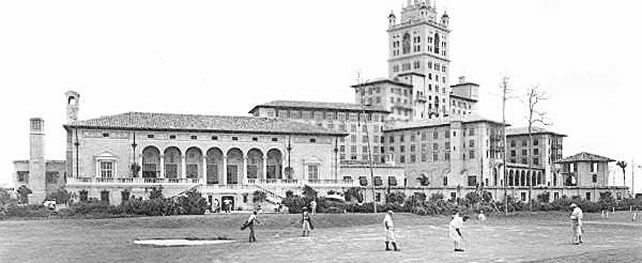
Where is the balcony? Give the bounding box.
[416,94,427,103]
[68,177,355,188]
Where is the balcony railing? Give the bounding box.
[69,177,354,187]
[68,177,202,185]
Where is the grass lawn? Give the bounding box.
[1,211,641,262]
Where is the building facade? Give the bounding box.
[506,127,566,187]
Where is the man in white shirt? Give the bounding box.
[449,211,468,252]
[570,203,583,245]
[383,210,400,251]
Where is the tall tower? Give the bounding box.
[65,90,80,124]
[387,0,451,118]
[28,118,46,204]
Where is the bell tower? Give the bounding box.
[387,0,451,118]
[65,91,80,124]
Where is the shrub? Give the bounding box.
[47,188,71,204]
[282,195,308,214]
[344,187,363,203]
[252,190,267,204]
[148,186,164,200]
[537,192,550,203]
[16,185,32,204]
[79,190,88,202]
[6,204,50,218]
[175,189,209,215]
[385,192,406,204]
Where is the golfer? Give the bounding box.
[570,203,583,245]
[449,211,468,252]
[383,210,400,251]
[301,207,313,236]
[244,211,259,242]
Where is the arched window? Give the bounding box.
[402,33,411,54]
[434,33,440,54]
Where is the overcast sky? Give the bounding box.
[1,0,640,192]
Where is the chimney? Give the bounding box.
[458,76,466,84]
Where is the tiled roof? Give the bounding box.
[65,112,347,136]
[250,100,389,113]
[384,114,507,132]
[507,127,567,137]
[450,93,478,102]
[556,152,615,163]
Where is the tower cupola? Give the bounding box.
[65,90,80,124]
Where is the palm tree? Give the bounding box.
[616,161,627,186]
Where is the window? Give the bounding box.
[103,133,110,138]
[169,135,176,139]
[146,134,153,139]
[410,155,416,162]
[350,146,357,153]
[433,153,438,161]
[511,150,516,157]
[400,146,405,153]
[534,148,539,155]
[533,139,539,146]
[400,155,405,163]
[592,174,597,183]
[468,176,477,187]
[533,158,539,165]
[100,161,114,178]
[443,177,448,186]
[310,138,316,143]
[591,162,597,172]
[469,151,475,159]
[350,135,357,143]
[307,164,319,180]
[433,131,438,139]
[421,154,427,162]
[389,136,395,143]
[17,171,29,183]
[445,152,450,161]
[410,145,416,152]
[510,140,516,147]
[433,143,438,151]
[339,145,345,152]
[271,137,278,142]
[469,140,474,148]
[191,135,197,140]
[350,124,357,132]
[522,149,528,156]
[232,136,238,141]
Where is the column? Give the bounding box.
[243,157,248,185]
[159,155,165,179]
[222,155,227,185]
[202,156,207,184]
[181,155,187,180]
[262,154,267,182]
[138,154,143,178]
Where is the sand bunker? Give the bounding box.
[133,239,236,246]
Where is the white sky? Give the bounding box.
[1,0,640,192]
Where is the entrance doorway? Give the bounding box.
[222,196,235,212]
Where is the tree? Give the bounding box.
[0,188,17,206]
[537,192,550,203]
[79,189,88,202]
[499,76,513,214]
[525,85,550,211]
[252,190,267,204]
[302,185,317,200]
[176,189,208,215]
[130,163,141,177]
[616,161,627,187]
[16,185,32,204]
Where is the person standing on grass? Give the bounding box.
[570,203,583,245]
[301,207,313,236]
[212,198,219,213]
[383,210,400,251]
[223,198,232,213]
[449,211,468,252]
[310,199,317,215]
[244,211,259,242]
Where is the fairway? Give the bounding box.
[1,212,641,262]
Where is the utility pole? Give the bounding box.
[357,72,377,213]
[500,76,510,214]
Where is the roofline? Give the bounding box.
[384,119,509,132]
[449,94,478,102]
[507,131,568,137]
[397,72,426,78]
[450,82,480,88]
[555,158,616,163]
[63,124,349,137]
[248,104,390,114]
[350,79,413,88]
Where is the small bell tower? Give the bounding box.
[65,91,80,124]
